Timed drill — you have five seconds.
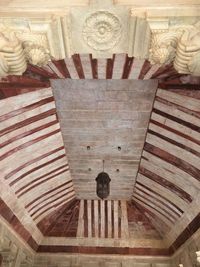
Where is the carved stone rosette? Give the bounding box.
[82,11,122,51]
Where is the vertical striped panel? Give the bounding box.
[77,199,84,237]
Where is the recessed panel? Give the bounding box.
[52,79,157,199]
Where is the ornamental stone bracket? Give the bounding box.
[0,0,200,76]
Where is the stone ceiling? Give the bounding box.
[0,0,200,260]
[0,55,200,258]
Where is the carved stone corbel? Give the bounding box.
[0,30,27,77]
[0,27,51,77]
[174,23,200,75]
[149,21,200,76]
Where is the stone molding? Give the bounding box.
[0,2,200,76]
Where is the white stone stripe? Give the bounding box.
[143,64,160,80]
[22,177,73,206]
[149,122,200,153]
[29,186,74,215]
[0,122,60,158]
[77,199,84,238]
[134,188,180,220]
[113,200,119,238]
[146,132,200,170]
[34,195,75,223]
[79,54,93,79]
[143,149,200,191]
[87,200,92,238]
[135,183,183,216]
[24,180,73,210]
[132,197,173,227]
[107,200,112,238]
[94,200,99,237]
[157,89,200,112]
[129,58,145,79]
[151,112,200,142]
[0,178,43,243]
[15,168,70,197]
[0,88,53,115]
[97,58,107,79]
[12,157,67,192]
[64,58,79,79]
[100,200,105,238]
[6,142,65,184]
[1,133,64,175]
[0,101,56,132]
[120,200,129,238]
[112,54,126,79]
[141,155,199,196]
[154,100,200,128]
[0,114,57,145]
[48,61,65,78]
[137,173,189,212]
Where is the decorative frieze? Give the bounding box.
[0,1,199,76]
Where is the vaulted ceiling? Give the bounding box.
[0,54,200,257]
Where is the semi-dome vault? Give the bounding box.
[0,1,200,267]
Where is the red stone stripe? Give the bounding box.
[90,54,98,79]
[16,168,70,198]
[156,96,200,119]
[0,96,54,123]
[15,164,68,194]
[148,129,200,158]
[25,181,71,209]
[72,54,85,79]
[153,108,200,133]
[151,64,174,79]
[9,154,66,186]
[28,184,74,213]
[0,129,60,162]
[136,181,184,214]
[0,108,56,137]
[140,164,192,203]
[0,76,50,90]
[37,198,79,234]
[31,189,74,218]
[4,146,64,180]
[135,190,179,221]
[135,186,181,218]
[27,64,58,79]
[167,89,200,100]
[33,194,75,221]
[0,119,58,149]
[158,83,200,90]
[144,142,200,184]
[138,60,151,80]
[0,198,38,251]
[106,55,115,79]
[133,196,175,224]
[9,160,68,187]
[52,60,71,78]
[121,55,134,79]
[0,197,199,255]
[169,212,200,254]
[37,245,170,256]
[150,119,200,146]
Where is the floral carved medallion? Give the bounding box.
[82,11,122,51]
